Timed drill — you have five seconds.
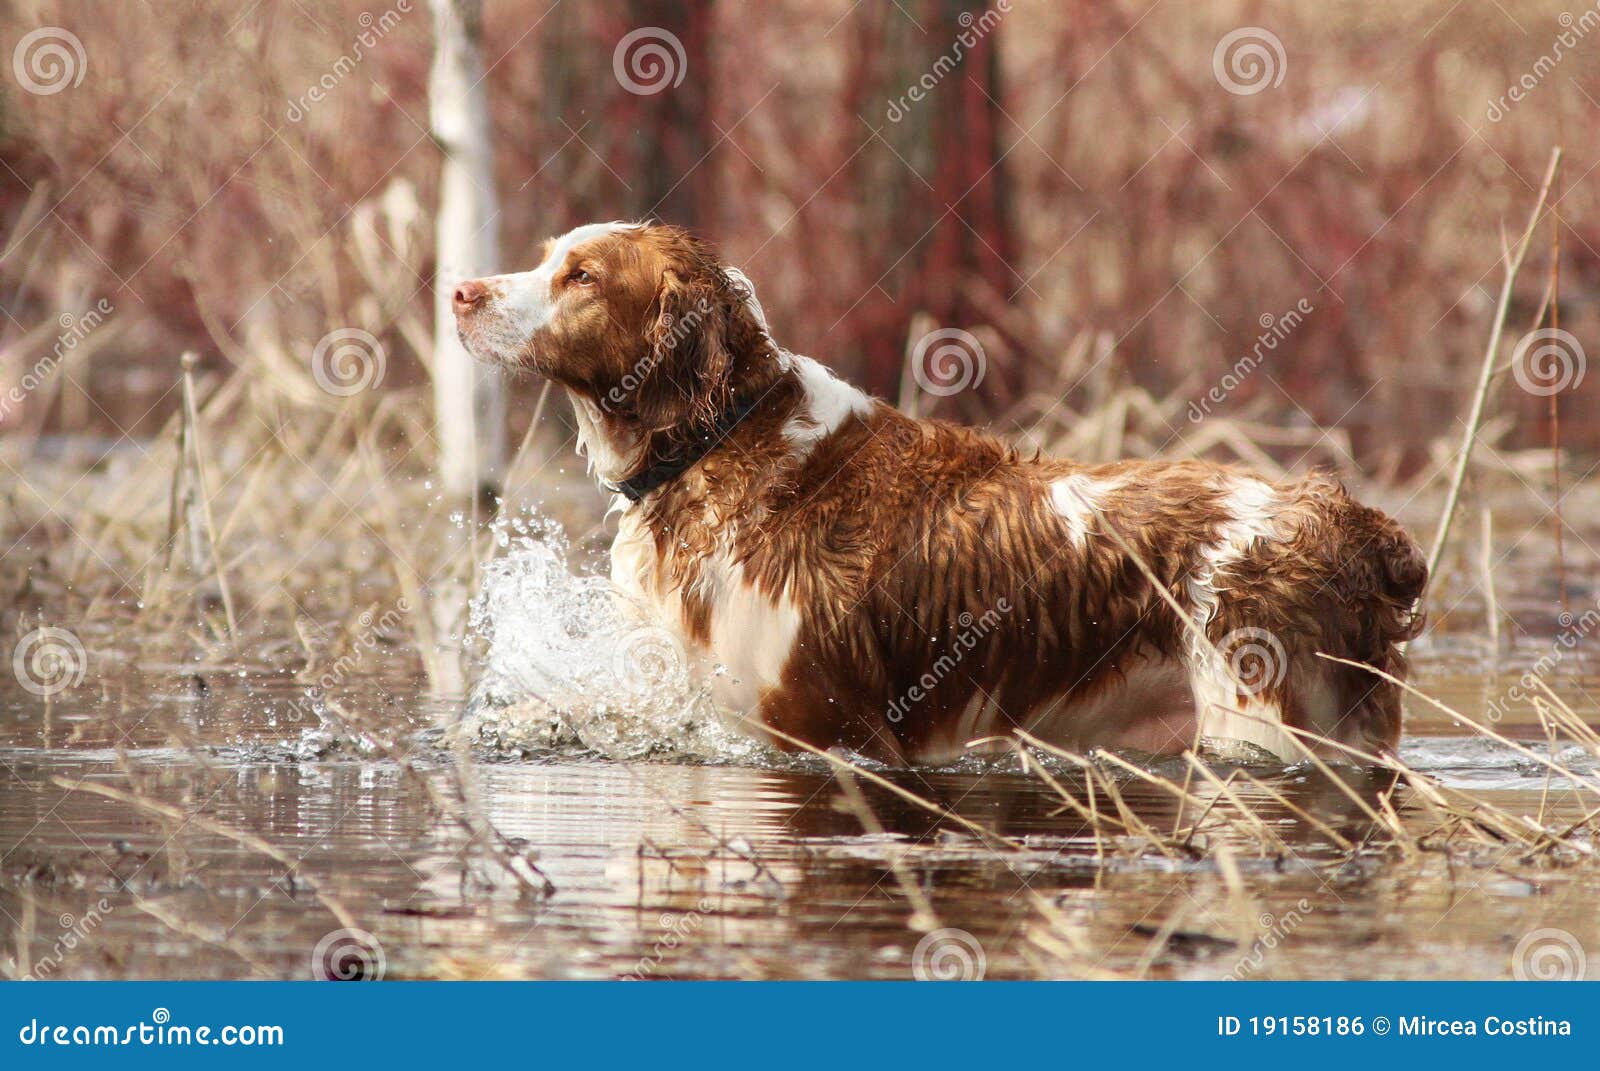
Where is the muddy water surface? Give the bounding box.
[3,522,1600,981]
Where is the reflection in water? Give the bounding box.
[2,634,1599,980]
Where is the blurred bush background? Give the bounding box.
[1,0,1595,476]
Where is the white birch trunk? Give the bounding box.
[429,0,504,500]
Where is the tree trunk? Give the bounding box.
[843,0,1019,403]
[430,0,504,501]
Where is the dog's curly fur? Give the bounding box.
[455,222,1425,764]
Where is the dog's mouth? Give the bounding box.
[454,312,530,371]
[459,324,566,386]
[454,320,496,364]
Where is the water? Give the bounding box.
[465,517,762,762]
[3,519,1599,980]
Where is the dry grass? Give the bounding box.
[4,0,1599,460]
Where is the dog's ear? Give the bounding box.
[633,265,734,433]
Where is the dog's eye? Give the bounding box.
[568,269,595,286]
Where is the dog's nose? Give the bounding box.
[453,279,489,315]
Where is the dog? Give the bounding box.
[453,222,1426,765]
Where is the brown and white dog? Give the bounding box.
[453,222,1426,765]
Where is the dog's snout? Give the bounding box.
[453,279,490,315]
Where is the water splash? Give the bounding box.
[464,512,766,762]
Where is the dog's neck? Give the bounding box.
[569,392,647,487]
[568,273,809,503]
[568,354,789,502]
[604,394,765,503]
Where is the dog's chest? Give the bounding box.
[610,511,802,704]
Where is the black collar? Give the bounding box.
[605,396,762,503]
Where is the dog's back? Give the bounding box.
[652,402,1425,764]
[453,221,1426,765]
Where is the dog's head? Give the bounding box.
[453,222,775,434]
